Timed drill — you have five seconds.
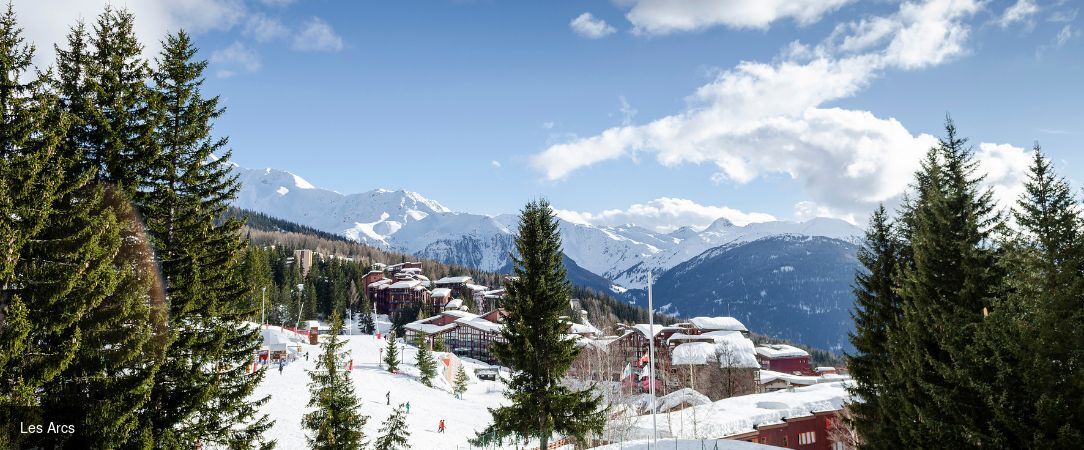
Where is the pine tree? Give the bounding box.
[846,205,904,448]
[80,6,157,195]
[483,199,605,448]
[415,334,437,387]
[892,119,1002,446]
[373,403,410,450]
[139,29,271,447]
[303,312,368,450]
[0,3,73,444]
[453,366,469,398]
[360,293,375,334]
[982,148,1084,446]
[384,332,400,372]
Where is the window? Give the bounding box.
[798,431,816,445]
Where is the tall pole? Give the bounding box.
[647,271,657,450]
[261,287,266,328]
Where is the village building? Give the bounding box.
[293,249,314,277]
[448,309,507,364]
[756,344,814,375]
[403,309,477,348]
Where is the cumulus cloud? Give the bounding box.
[292,17,344,52]
[1056,24,1078,46]
[244,14,288,42]
[976,142,1033,210]
[12,0,246,67]
[211,41,261,78]
[624,0,855,35]
[555,197,776,232]
[570,12,617,38]
[997,0,1039,29]
[532,0,987,221]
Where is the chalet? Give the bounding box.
[449,309,507,364]
[758,370,850,393]
[668,329,760,400]
[366,278,393,313]
[756,344,814,375]
[434,276,489,306]
[687,316,750,336]
[386,262,423,277]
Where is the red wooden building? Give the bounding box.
[756,344,814,375]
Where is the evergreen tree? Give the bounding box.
[303,312,368,450]
[453,366,469,398]
[892,119,1002,446]
[846,205,904,448]
[415,334,437,387]
[139,30,271,447]
[359,293,375,334]
[384,332,400,373]
[81,6,157,195]
[373,403,410,450]
[482,199,604,448]
[0,4,74,444]
[983,148,1084,447]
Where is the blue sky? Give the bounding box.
[16,0,1084,231]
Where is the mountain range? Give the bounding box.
[233,166,864,351]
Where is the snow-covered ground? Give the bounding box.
[591,439,779,450]
[251,329,509,449]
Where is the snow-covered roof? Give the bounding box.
[464,283,488,291]
[367,279,392,288]
[626,382,851,441]
[757,370,849,386]
[689,316,748,332]
[568,322,600,336]
[671,342,717,366]
[440,309,476,319]
[455,316,503,333]
[388,279,423,289]
[435,276,472,284]
[404,321,457,335]
[483,289,505,297]
[431,288,452,298]
[629,324,681,339]
[400,267,423,274]
[445,298,463,309]
[656,388,711,413]
[755,344,809,359]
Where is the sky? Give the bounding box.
[12,0,1084,232]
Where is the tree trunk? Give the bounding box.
[540,433,548,450]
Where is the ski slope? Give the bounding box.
[251,329,509,449]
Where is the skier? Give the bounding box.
[304,351,309,361]
[386,391,390,405]
[438,419,445,433]
[278,361,284,375]
[405,402,410,414]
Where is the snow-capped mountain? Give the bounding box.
[233,164,863,294]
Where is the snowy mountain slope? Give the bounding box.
[232,164,864,311]
[234,167,450,247]
[638,235,862,351]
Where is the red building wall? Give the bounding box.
[732,411,838,450]
[764,356,813,375]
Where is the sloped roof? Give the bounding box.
[688,316,748,332]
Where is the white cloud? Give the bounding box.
[244,14,288,42]
[12,0,246,67]
[570,12,617,38]
[997,0,1039,29]
[259,0,297,6]
[1056,24,1077,46]
[624,0,855,35]
[531,0,984,221]
[618,96,637,125]
[555,197,777,232]
[976,142,1033,211]
[491,160,501,168]
[211,41,261,78]
[292,17,344,52]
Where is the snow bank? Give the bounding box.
[591,439,779,450]
[754,344,808,359]
[656,388,711,412]
[626,382,850,440]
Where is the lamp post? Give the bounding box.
[647,270,658,450]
